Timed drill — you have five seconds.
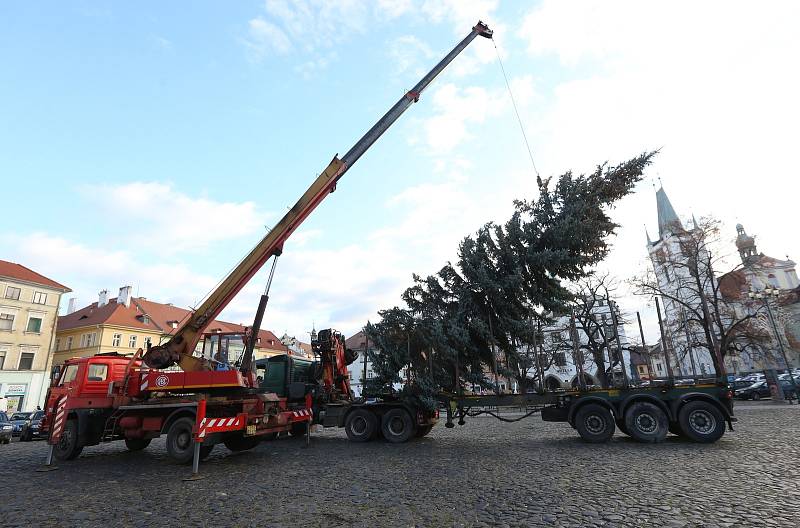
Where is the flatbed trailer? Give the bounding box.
[439,382,736,443]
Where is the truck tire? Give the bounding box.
[678,401,726,443]
[415,425,433,438]
[624,402,668,443]
[344,409,377,442]
[289,422,308,438]
[54,419,84,461]
[124,437,151,451]
[166,417,214,464]
[381,408,415,443]
[223,434,261,452]
[574,404,615,443]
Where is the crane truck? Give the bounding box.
[41,21,494,465]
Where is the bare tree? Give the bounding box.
[631,216,763,376]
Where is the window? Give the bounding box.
[80,333,97,348]
[32,291,47,305]
[143,337,152,350]
[18,352,35,370]
[87,364,108,381]
[554,352,567,367]
[59,364,79,385]
[55,338,60,351]
[66,336,73,350]
[0,313,13,331]
[112,333,122,347]
[26,316,43,333]
[129,335,137,348]
[657,363,663,374]
[5,286,21,300]
[0,350,5,369]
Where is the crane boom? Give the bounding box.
[143,21,493,371]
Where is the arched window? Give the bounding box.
[768,273,779,288]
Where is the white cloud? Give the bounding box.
[420,82,508,154]
[81,181,272,252]
[246,17,293,59]
[516,0,800,341]
[0,232,218,313]
[389,35,435,77]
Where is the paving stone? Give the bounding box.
[0,402,797,527]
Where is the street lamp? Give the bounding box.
[749,286,799,402]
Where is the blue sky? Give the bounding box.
[2,1,798,343]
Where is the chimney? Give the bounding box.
[118,286,132,308]
[98,290,109,307]
[67,297,77,314]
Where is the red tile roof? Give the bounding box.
[0,260,70,292]
[58,296,288,352]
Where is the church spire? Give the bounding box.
[656,185,683,238]
[645,225,653,245]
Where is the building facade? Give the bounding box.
[529,298,633,390]
[55,286,288,368]
[0,260,71,412]
[344,330,378,398]
[646,186,716,377]
[719,224,800,374]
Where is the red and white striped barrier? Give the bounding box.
[197,416,244,439]
[49,397,68,444]
[291,409,312,420]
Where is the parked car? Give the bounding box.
[779,380,797,400]
[19,410,45,441]
[732,379,755,390]
[0,412,12,444]
[9,412,33,437]
[735,381,771,400]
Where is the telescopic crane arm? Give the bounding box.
[143,21,493,372]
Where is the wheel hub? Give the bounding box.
[388,417,404,436]
[352,417,367,435]
[584,415,605,434]
[635,413,657,433]
[688,410,715,434]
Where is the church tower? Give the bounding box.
[646,185,715,377]
[735,223,758,264]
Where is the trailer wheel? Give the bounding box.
[344,409,377,442]
[166,417,214,464]
[53,419,83,461]
[124,437,151,451]
[415,425,433,438]
[624,402,668,443]
[574,404,615,443]
[223,434,261,452]
[381,408,415,444]
[678,401,725,443]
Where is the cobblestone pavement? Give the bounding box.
[0,402,797,527]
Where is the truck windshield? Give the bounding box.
[59,364,79,385]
